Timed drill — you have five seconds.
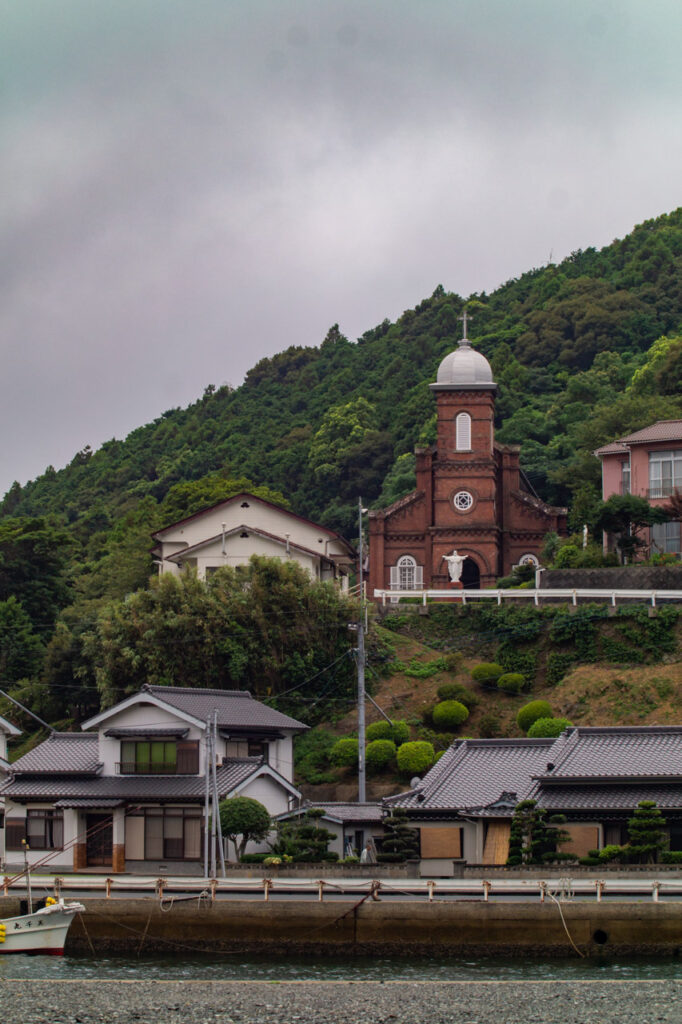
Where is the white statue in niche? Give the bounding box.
[441,550,465,582]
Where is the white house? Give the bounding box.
[1,685,306,874]
[151,492,355,585]
[0,713,21,866]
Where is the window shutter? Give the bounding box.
[389,566,399,589]
[5,818,26,850]
[177,740,199,775]
[414,565,423,588]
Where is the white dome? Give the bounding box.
[433,339,496,389]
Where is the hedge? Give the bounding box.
[517,700,553,733]
[366,739,397,771]
[497,672,525,694]
[431,700,469,729]
[396,740,435,775]
[471,663,505,685]
[329,737,359,767]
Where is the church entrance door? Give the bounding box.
[461,558,480,589]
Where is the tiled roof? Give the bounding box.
[536,784,682,812]
[299,801,383,824]
[9,733,101,775]
[387,738,554,813]
[618,420,682,445]
[143,685,307,733]
[104,726,189,739]
[594,441,629,456]
[595,420,682,456]
[1,758,262,802]
[534,727,682,781]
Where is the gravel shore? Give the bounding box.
[2,979,681,1024]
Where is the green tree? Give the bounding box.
[626,801,667,864]
[0,597,44,682]
[271,807,336,862]
[594,494,669,562]
[378,808,420,863]
[0,517,72,632]
[218,796,272,861]
[84,557,360,710]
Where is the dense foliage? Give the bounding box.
[2,209,682,726]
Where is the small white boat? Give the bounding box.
[0,898,85,955]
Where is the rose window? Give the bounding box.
[453,491,474,512]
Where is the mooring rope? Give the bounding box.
[546,891,585,958]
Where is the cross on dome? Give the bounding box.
[457,309,472,346]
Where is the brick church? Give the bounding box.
[368,316,567,594]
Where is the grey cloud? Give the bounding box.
[1,0,681,493]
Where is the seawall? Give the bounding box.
[4,897,682,957]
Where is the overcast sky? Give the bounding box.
[2,0,681,496]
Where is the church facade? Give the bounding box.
[368,321,567,594]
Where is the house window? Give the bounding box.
[649,450,682,498]
[119,740,199,775]
[135,807,203,861]
[621,461,630,494]
[652,521,681,554]
[248,740,269,760]
[456,412,471,451]
[26,810,64,850]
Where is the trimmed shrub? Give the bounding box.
[436,682,479,709]
[365,739,397,771]
[517,700,553,733]
[396,740,435,776]
[365,721,392,743]
[527,717,572,738]
[330,737,359,767]
[497,672,525,694]
[432,700,469,729]
[471,663,505,686]
[478,712,502,738]
[390,720,410,745]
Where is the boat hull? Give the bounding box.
[1,901,85,955]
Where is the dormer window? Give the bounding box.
[456,412,471,451]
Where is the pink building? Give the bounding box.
[595,420,682,556]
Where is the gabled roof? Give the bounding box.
[164,524,340,566]
[82,685,307,734]
[151,492,354,554]
[535,784,682,812]
[387,738,554,814]
[595,420,682,456]
[9,733,101,776]
[532,726,682,783]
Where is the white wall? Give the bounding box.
[157,498,350,579]
[95,700,204,775]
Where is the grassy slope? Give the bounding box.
[300,622,682,800]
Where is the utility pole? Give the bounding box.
[357,497,366,803]
[203,719,211,878]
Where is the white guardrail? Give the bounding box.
[373,588,682,607]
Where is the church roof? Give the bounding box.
[430,316,496,391]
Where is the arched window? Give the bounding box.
[389,555,423,598]
[456,412,471,451]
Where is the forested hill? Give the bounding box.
[4,208,682,548]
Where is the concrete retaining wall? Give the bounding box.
[541,567,682,589]
[4,897,682,957]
